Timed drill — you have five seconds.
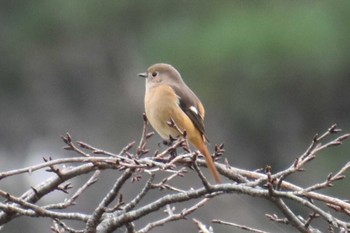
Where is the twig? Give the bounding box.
[124,174,155,212]
[154,138,187,159]
[125,222,136,233]
[136,113,154,158]
[192,156,213,191]
[271,197,309,233]
[193,218,212,233]
[62,133,91,157]
[52,219,84,233]
[150,168,187,192]
[85,169,134,233]
[212,219,270,233]
[138,198,210,233]
[0,156,117,179]
[0,201,89,222]
[44,170,101,210]
[265,214,289,224]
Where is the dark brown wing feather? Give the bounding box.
[170,84,209,141]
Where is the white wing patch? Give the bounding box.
[189,106,199,115]
[176,95,181,105]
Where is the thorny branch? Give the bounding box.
[0,123,348,233]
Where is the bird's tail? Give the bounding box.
[196,142,222,183]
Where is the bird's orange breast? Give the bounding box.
[144,84,198,141]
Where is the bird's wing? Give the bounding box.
[170,84,209,141]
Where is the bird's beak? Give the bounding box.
[138,72,148,78]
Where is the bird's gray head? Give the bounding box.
[138,63,184,88]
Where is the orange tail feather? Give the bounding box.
[197,143,222,183]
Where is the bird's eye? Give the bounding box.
[151,72,158,77]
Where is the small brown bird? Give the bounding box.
[139,63,221,183]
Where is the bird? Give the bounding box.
[138,63,221,183]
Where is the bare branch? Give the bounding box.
[45,170,101,210]
[0,124,349,233]
[52,219,84,233]
[193,218,212,233]
[85,169,134,233]
[213,219,270,233]
[138,199,210,233]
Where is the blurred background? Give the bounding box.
[1,1,350,232]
